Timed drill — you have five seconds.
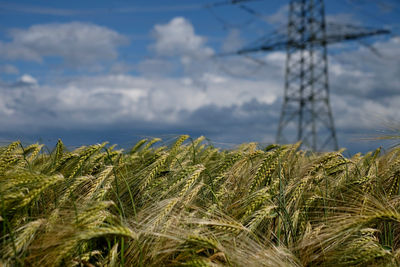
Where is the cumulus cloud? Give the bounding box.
[0,22,128,68]
[321,36,400,149]
[145,17,223,88]
[330,36,400,99]
[146,17,283,84]
[151,17,214,58]
[0,73,282,147]
[149,16,215,79]
[19,74,38,85]
[0,72,279,127]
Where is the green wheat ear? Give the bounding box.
[68,142,108,178]
[1,171,64,212]
[0,141,21,173]
[2,135,400,266]
[130,139,148,154]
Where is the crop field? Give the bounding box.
[1,135,400,266]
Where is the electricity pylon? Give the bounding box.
[228,0,389,151]
[279,0,336,151]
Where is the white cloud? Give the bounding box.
[325,36,400,146]
[146,17,287,84]
[0,71,280,129]
[19,74,38,85]
[146,17,220,86]
[0,22,128,68]
[330,36,400,98]
[151,17,214,60]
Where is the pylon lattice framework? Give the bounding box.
[276,0,337,151]
[224,0,389,151]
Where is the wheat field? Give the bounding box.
[1,135,400,266]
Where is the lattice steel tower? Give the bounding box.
[277,0,336,151]
[275,0,388,150]
[219,0,389,151]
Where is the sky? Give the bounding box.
[0,0,399,153]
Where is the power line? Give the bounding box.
[205,4,255,30]
[204,0,272,30]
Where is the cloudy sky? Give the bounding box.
[0,0,399,153]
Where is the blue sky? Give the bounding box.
[0,0,399,153]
